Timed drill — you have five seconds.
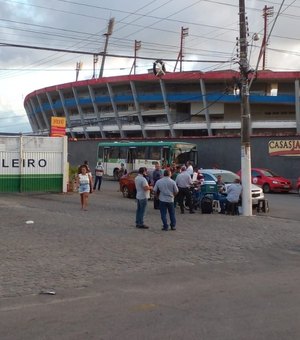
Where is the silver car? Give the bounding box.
[199,169,264,205]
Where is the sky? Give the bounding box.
[0,0,299,133]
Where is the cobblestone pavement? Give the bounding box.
[1,181,300,299]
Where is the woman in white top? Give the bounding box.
[76,165,93,210]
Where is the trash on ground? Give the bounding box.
[25,220,34,224]
[40,289,56,295]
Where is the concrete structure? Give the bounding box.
[0,136,68,193]
[24,70,300,139]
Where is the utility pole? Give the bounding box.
[239,0,252,216]
[259,5,274,70]
[92,55,98,78]
[174,27,189,72]
[75,61,82,81]
[98,18,115,78]
[130,40,141,75]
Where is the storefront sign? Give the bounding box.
[51,117,66,137]
[268,139,300,156]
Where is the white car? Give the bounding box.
[199,169,264,205]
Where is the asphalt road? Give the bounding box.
[1,182,300,340]
[264,191,300,221]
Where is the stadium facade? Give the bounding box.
[24,70,300,139]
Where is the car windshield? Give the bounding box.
[260,169,279,177]
[213,172,239,184]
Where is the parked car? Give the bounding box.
[237,168,292,193]
[119,169,153,198]
[119,170,138,198]
[296,177,300,196]
[200,169,264,205]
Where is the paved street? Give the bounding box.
[1,181,300,339]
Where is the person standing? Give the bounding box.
[171,165,181,208]
[76,165,93,211]
[78,160,93,191]
[78,160,91,174]
[152,162,163,209]
[93,162,104,191]
[117,163,127,180]
[171,165,181,181]
[135,167,152,229]
[175,166,195,214]
[186,161,194,178]
[153,169,179,231]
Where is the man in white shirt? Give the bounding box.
[186,161,194,178]
[135,167,152,229]
[93,162,104,191]
[175,166,195,214]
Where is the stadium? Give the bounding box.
[24,69,300,139]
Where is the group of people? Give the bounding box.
[135,161,202,231]
[135,161,243,230]
[134,166,178,230]
[76,159,242,224]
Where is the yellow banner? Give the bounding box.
[51,117,66,128]
[51,117,66,137]
[268,139,300,156]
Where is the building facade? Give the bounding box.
[24,70,300,139]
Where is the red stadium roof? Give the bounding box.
[24,70,300,102]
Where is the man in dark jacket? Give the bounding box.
[152,162,163,209]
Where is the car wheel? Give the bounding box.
[298,187,300,197]
[122,186,130,198]
[262,183,270,193]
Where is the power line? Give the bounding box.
[0,42,230,63]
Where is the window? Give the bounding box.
[149,146,161,160]
[251,170,261,177]
[136,146,146,159]
[98,146,104,159]
[202,173,215,181]
[119,147,128,159]
[109,147,119,159]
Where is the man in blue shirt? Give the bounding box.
[219,178,242,214]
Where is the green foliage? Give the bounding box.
[69,165,78,181]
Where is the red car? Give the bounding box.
[119,170,138,198]
[296,177,300,196]
[119,169,154,199]
[237,168,292,193]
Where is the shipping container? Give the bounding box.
[0,136,68,193]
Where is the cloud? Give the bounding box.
[0,0,299,133]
